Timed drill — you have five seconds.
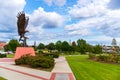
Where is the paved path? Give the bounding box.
[51,57,75,80]
[0,57,75,80]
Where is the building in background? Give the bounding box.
[111,38,117,46]
[102,38,119,53]
[0,41,6,50]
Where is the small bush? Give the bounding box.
[97,55,108,61]
[112,54,120,63]
[0,54,7,58]
[90,53,120,64]
[88,53,96,59]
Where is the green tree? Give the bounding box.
[77,39,87,54]
[4,45,10,51]
[55,40,62,51]
[71,41,77,52]
[37,43,45,49]
[93,44,102,54]
[46,43,55,50]
[86,44,94,53]
[4,39,20,52]
[61,41,70,51]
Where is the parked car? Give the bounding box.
[0,51,7,54]
[7,51,13,54]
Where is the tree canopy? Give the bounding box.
[4,39,20,52]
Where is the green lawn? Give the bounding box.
[66,55,120,80]
[0,77,7,80]
[7,54,14,58]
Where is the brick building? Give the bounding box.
[0,41,6,50]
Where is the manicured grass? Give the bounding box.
[66,55,120,80]
[0,77,7,80]
[7,54,14,58]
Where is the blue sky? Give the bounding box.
[1,0,120,45]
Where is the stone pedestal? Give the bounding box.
[14,47,35,60]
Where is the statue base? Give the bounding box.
[14,47,35,60]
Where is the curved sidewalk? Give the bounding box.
[0,57,76,80]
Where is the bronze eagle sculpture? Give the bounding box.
[17,11,29,47]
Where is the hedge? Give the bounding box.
[15,54,54,68]
[89,53,120,64]
[0,54,7,58]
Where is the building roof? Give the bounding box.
[0,42,6,47]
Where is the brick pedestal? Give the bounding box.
[14,47,35,60]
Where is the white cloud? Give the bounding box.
[88,35,112,42]
[65,23,91,36]
[44,0,52,6]
[67,0,120,38]
[96,10,120,37]
[29,7,64,29]
[65,17,100,36]
[44,0,66,6]
[26,7,65,41]
[77,0,92,6]
[86,35,120,46]
[86,35,113,45]
[69,0,109,18]
[54,0,66,6]
[0,0,26,41]
[67,8,120,37]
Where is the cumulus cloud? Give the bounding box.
[25,7,65,42]
[65,21,91,36]
[96,10,120,37]
[65,17,99,36]
[29,7,64,29]
[44,0,66,6]
[69,0,109,18]
[86,35,113,45]
[66,9,120,37]
[67,0,120,38]
[0,0,26,41]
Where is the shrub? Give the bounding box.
[112,54,120,63]
[43,52,59,58]
[91,54,120,64]
[88,53,96,59]
[15,54,55,68]
[0,54,7,58]
[30,57,54,68]
[97,55,107,61]
[52,53,59,58]
[15,54,31,65]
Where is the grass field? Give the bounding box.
[66,55,120,80]
[7,54,14,58]
[0,77,7,80]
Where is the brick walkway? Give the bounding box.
[50,73,74,80]
[0,58,14,62]
[0,57,75,80]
